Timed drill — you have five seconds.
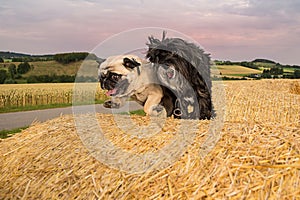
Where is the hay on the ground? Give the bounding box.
[0,80,300,199]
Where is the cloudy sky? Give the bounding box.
[1,0,300,64]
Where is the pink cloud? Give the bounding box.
[0,0,299,64]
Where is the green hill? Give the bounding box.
[0,51,32,58]
[252,58,276,64]
[0,60,99,83]
[1,51,299,83]
[0,51,101,83]
[0,51,54,62]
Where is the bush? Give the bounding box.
[27,76,39,83]
[0,70,7,84]
[4,78,17,84]
[54,52,89,64]
[240,61,259,69]
[294,70,300,78]
[75,76,98,82]
[26,74,76,83]
[222,76,247,81]
[8,64,17,79]
[17,62,31,74]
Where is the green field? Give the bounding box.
[1,59,299,80]
[2,60,258,82]
[253,62,276,68]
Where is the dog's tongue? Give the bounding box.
[106,88,117,96]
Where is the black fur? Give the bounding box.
[146,33,213,119]
[123,57,141,69]
[123,57,141,75]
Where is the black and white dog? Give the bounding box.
[146,32,213,119]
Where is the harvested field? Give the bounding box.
[1,79,300,199]
[211,65,261,77]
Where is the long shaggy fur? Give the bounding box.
[146,32,213,119]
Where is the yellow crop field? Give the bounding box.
[211,65,261,77]
[1,79,300,199]
[0,83,108,109]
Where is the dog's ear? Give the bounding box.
[123,57,141,69]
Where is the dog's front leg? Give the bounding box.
[103,97,126,109]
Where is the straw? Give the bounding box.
[1,79,299,199]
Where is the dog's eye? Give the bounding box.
[160,64,170,70]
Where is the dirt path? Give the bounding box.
[0,102,143,130]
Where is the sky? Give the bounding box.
[1,0,300,65]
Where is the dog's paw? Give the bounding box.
[103,100,120,109]
[149,105,167,118]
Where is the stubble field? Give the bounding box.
[211,65,261,77]
[0,79,300,199]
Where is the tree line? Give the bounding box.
[0,52,97,63]
[53,52,97,64]
[0,62,31,84]
[215,59,300,70]
[214,60,259,69]
[27,75,97,83]
[11,56,53,62]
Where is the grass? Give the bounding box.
[0,100,106,113]
[120,109,146,116]
[283,67,299,73]
[0,103,73,113]
[0,126,28,139]
[253,62,276,68]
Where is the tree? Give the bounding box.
[0,70,7,84]
[270,67,283,75]
[294,70,300,78]
[17,62,31,74]
[0,57,4,63]
[8,64,17,79]
[54,52,89,64]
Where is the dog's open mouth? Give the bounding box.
[105,79,130,97]
[106,88,118,96]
